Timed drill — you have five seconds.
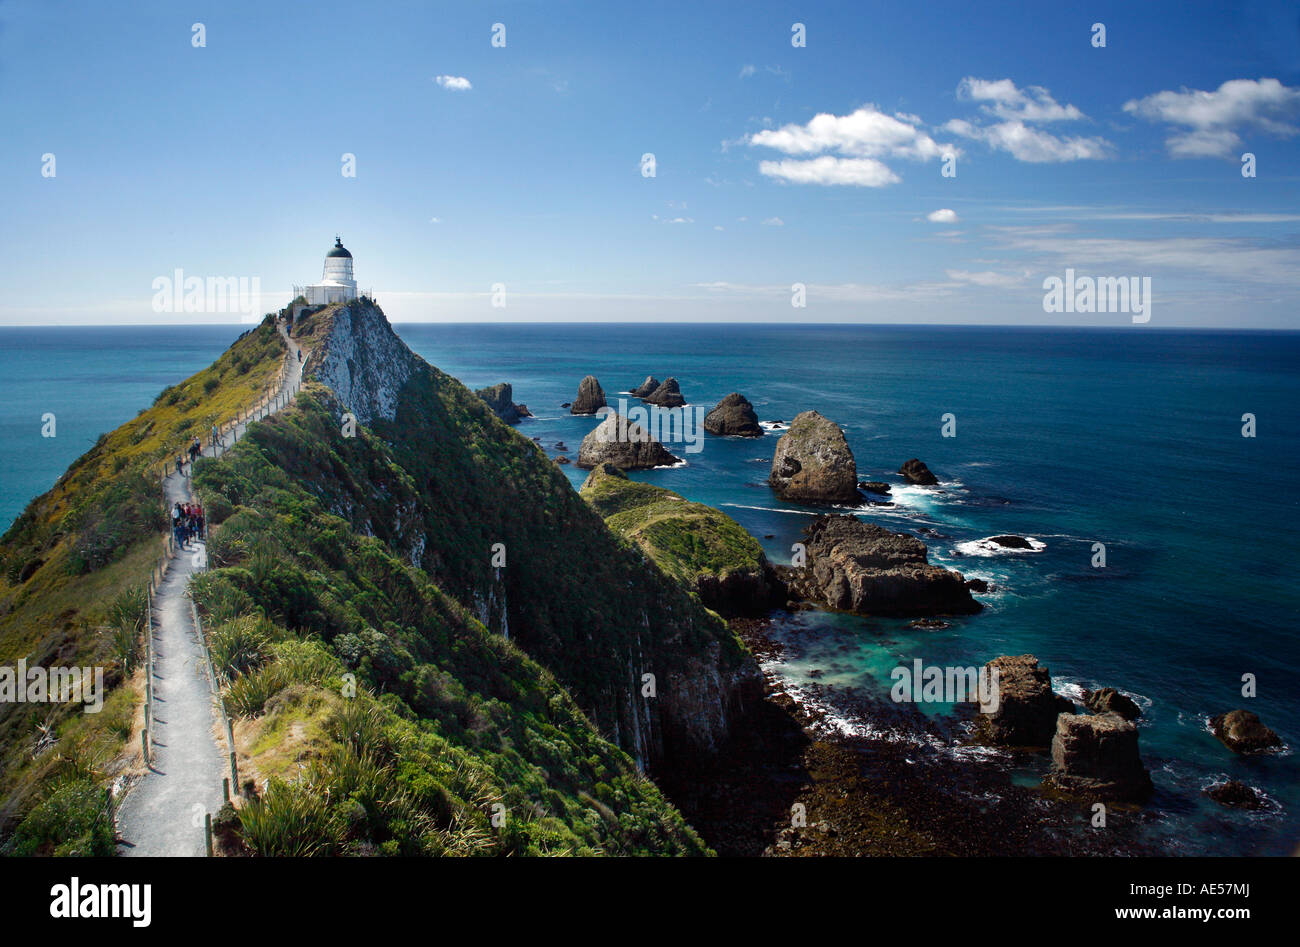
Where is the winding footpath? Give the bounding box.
[116,323,305,856]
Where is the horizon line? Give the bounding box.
[1,321,1298,333]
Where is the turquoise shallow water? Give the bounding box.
[1,323,1296,855]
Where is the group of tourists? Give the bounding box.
[171,501,205,549]
[174,435,209,476]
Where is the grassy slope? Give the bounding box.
[1,305,747,856]
[579,463,768,595]
[243,314,751,763]
[0,317,285,849]
[190,387,707,855]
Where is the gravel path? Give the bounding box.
[116,323,304,856]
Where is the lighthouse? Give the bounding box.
[294,237,360,305]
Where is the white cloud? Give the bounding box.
[758,156,901,187]
[945,269,1029,288]
[761,217,784,226]
[749,105,953,160]
[957,77,1084,122]
[745,106,954,186]
[945,78,1111,162]
[927,208,960,224]
[945,117,1110,162]
[739,64,756,79]
[433,75,472,91]
[1123,78,1300,158]
[429,217,441,224]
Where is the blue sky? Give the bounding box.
[1,0,1298,326]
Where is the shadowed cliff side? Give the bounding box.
[265,302,761,771]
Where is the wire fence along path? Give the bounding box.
[116,322,305,857]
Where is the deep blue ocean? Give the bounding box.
[2,323,1296,855]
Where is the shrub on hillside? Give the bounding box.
[5,778,115,857]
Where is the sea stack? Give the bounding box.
[1209,709,1283,754]
[475,382,529,424]
[630,376,660,398]
[570,375,607,415]
[576,412,681,470]
[1082,687,1141,721]
[1046,712,1154,801]
[768,410,859,504]
[899,458,939,485]
[704,393,763,437]
[642,377,686,408]
[977,654,1074,747]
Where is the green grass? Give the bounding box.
[580,462,769,591]
[0,315,288,847]
[188,390,712,855]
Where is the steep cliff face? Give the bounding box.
[297,302,414,424]
[274,302,760,771]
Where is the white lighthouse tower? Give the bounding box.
[295,237,360,305]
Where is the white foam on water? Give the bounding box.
[954,536,1047,557]
[1054,680,1087,704]
[721,503,819,516]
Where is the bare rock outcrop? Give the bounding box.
[776,514,981,617]
[1210,709,1283,754]
[475,382,530,424]
[576,412,681,469]
[976,654,1074,747]
[768,411,859,504]
[1082,687,1141,721]
[300,300,415,424]
[643,377,686,408]
[630,376,660,398]
[1045,712,1154,801]
[1205,780,1269,810]
[899,458,938,485]
[704,392,763,437]
[570,375,607,415]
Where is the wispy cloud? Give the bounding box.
[944,78,1110,162]
[944,117,1111,162]
[758,156,901,187]
[957,77,1084,122]
[993,228,1300,286]
[433,75,472,91]
[945,268,1029,288]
